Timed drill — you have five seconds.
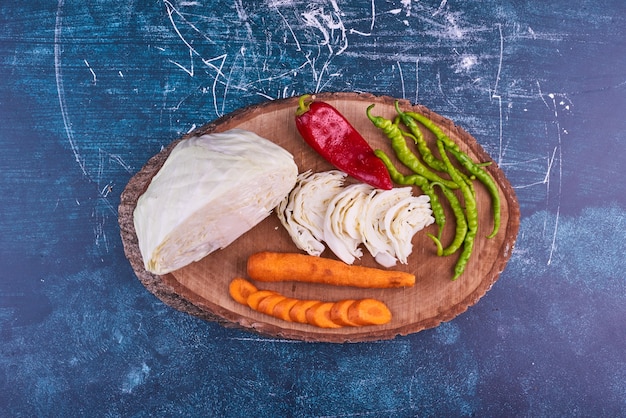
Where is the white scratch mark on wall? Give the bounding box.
[349,0,375,36]
[396,61,406,99]
[492,23,504,99]
[509,81,571,268]
[545,92,563,266]
[400,0,412,17]
[273,0,352,93]
[492,24,505,166]
[510,148,558,190]
[83,59,97,84]
[55,0,87,177]
[492,94,504,165]
[93,208,109,253]
[301,0,348,56]
[436,69,461,113]
[511,81,569,266]
[164,1,196,76]
[537,80,551,109]
[168,50,195,77]
[109,153,133,174]
[163,0,221,78]
[233,0,254,42]
[432,0,447,17]
[414,58,419,103]
[203,54,228,116]
[163,0,464,101]
[99,183,113,198]
[275,7,302,51]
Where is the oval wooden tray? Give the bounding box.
[119,92,520,343]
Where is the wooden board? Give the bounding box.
[118,92,520,342]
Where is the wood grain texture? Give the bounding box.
[119,92,520,342]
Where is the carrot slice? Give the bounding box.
[273,298,299,322]
[257,294,287,316]
[306,302,343,329]
[347,298,392,325]
[246,290,278,311]
[228,277,258,305]
[330,299,360,327]
[229,278,391,329]
[289,300,321,324]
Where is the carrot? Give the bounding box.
[228,278,393,328]
[273,298,299,321]
[257,294,287,316]
[289,300,322,324]
[229,277,258,305]
[329,299,360,327]
[306,302,343,328]
[247,252,415,288]
[347,298,392,325]
[246,290,277,311]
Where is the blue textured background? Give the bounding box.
[1,1,625,416]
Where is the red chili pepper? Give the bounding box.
[294,95,393,190]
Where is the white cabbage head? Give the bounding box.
[134,129,298,275]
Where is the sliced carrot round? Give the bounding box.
[273,298,299,322]
[246,290,278,311]
[257,294,287,316]
[306,302,343,329]
[229,278,258,305]
[289,300,321,324]
[329,299,360,327]
[347,298,392,325]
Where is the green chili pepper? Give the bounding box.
[367,104,459,190]
[396,102,478,188]
[393,101,448,172]
[375,103,500,280]
[404,110,461,153]
[374,149,446,241]
[405,106,499,240]
[453,230,476,280]
[429,182,468,257]
[436,140,478,280]
[448,148,501,239]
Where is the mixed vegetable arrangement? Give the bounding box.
[133,92,501,331]
[230,95,501,328]
[292,95,500,282]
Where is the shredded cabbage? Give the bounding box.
[278,170,435,267]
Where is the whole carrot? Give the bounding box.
[247,252,415,288]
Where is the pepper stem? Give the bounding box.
[365,103,376,122]
[295,94,314,116]
[394,100,405,117]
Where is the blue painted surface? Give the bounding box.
[1,0,625,416]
